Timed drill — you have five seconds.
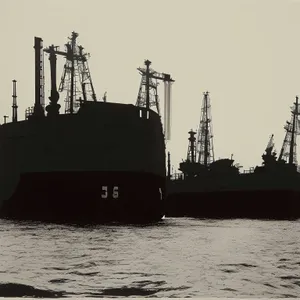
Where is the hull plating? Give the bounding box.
[0,171,164,224]
[165,189,300,220]
[0,102,166,224]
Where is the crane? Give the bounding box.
[261,134,277,166]
[265,134,275,154]
[196,91,214,166]
[136,59,174,140]
[44,32,97,114]
[278,96,300,165]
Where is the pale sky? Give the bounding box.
[1,0,300,172]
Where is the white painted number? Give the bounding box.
[101,186,119,199]
[101,186,108,199]
[113,186,119,199]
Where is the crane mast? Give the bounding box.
[178,92,215,178]
[265,134,275,153]
[261,134,277,166]
[278,96,300,165]
[136,59,174,140]
[196,91,214,166]
[44,32,97,115]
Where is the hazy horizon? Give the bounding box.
[2,0,300,171]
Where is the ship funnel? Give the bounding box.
[33,37,45,117]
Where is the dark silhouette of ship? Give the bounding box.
[0,32,174,224]
[165,92,300,220]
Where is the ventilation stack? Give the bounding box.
[12,80,18,122]
[33,37,45,117]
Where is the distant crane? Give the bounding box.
[178,92,215,178]
[278,96,300,165]
[266,134,275,153]
[196,91,215,166]
[44,31,97,114]
[136,59,174,140]
[261,134,277,166]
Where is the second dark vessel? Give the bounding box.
[165,92,300,220]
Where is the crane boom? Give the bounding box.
[136,59,174,140]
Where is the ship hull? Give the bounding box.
[0,171,164,224]
[165,189,300,220]
[0,102,166,224]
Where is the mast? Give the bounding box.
[145,60,151,111]
[136,60,174,140]
[44,32,98,114]
[78,45,97,102]
[187,130,197,163]
[204,94,209,166]
[288,96,298,164]
[278,96,299,165]
[69,32,77,115]
[196,91,214,166]
[179,129,205,178]
[12,80,18,122]
[167,151,171,179]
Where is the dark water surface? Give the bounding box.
[0,217,299,298]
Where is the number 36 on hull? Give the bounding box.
[101,186,119,199]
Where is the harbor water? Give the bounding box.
[0,217,299,298]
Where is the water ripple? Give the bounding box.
[0,218,299,297]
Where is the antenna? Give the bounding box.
[12,80,18,122]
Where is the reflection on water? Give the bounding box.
[0,218,299,297]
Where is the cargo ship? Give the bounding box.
[165,92,300,220]
[0,32,174,224]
